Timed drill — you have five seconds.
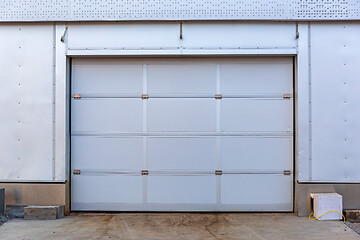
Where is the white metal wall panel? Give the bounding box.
[71,57,293,211]
[310,23,360,182]
[1,0,360,21]
[67,23,180,50]
[182,23,297,49]
[295,23,311,182]
[54,24,69,181]
[0,24,55,181]
[65,23,298,56]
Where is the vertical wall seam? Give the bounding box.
[52,23,57,180]
[308,22,312,181]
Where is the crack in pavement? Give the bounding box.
[205,215,221,240]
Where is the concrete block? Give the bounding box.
[0,188,4,214]
[57,205,65,219]
[344,210,360,223]
[24,206,65,220]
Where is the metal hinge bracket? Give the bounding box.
[141,94,149,100]
[215,170,223,175]
[283,170,291,175]
[180,22,183,40]
[283,94,291,99]
[74,94,81,100]
[73,170,81,175]
[60,26,68,43]
[215,94,222,100]
[296,23,299,39]
[141,170,149,175]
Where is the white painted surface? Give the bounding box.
[71,98,143,133]
[221,137,293,171]
[221,99,293,132]
[65,22,296,53]
[221,174,293,211]
[67,23,180,50]
[54,24,69,181]
[148,99,217,132]
[0,24,55,181]
[71,57,293,211]
[220,58,293,94]
[1,0,360,21]
[147,137,217,171]
[148,176,217,204]
[148,64,216,94]
[72,175,143,205]
[310,23,360,182]
[295,23,311,182]
[0,22,359,189]
[310,193,343,220]
[182,23,296,49]
[72,62,143,95]
[67,48,297,56]
[71,137,143,171]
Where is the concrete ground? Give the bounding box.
[0,213,359,240]
[347,222,360,235]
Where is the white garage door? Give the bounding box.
[71,57,293,211]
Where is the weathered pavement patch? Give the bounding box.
[346,222,360,236]
[0,214,13,227]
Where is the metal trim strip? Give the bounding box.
[71,132,293,137]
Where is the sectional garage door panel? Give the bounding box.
[72,62,143,95]
[72,175,143,210]
[148,99,217,132]
[221,137,293,172]
[148,64,216,94]
[221,99,293,132]
[72,98,143,133]
[148,176,217,204]
[147,137,217,171]
[221,59,293,95]
[71,136,143,171]
[71,57,293,212]
[221,174,293,211]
